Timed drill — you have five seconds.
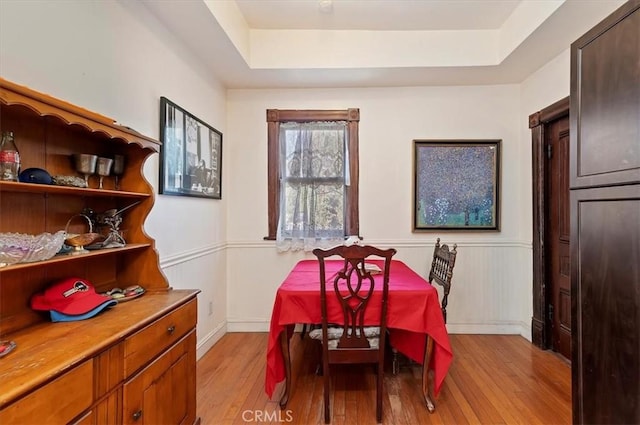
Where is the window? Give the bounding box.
[266,109,359,250]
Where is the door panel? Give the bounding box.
[570,6,640,188]
[572,186,640,423]
[142,354,189,425]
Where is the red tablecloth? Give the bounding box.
[265,259,453,398]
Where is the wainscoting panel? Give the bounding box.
[226,240,532,338]
[161,243,227,359]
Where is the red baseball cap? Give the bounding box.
[31,277,116,316]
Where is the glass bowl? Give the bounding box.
[0,230,66,266]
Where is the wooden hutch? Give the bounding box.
[0,78,200,424]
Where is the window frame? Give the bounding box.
[265,108,360,240]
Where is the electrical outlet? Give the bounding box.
[208,301,213,316]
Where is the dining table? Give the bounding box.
[265,258,453,412]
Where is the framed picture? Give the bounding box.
[413,139,500,231]
[159,97,222,199]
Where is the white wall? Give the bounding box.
[0,0,228,357]
[0,0,575,348]
[224,47,571,337]
[226,85,534,337]
[521,48,571,119]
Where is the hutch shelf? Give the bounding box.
[0,78,199,425]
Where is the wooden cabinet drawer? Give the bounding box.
[70,409,94,425]
[123,331,196,425]
[124,299,197,376]
[0,360,93,425]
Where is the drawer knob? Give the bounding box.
[132,410,143,421]
[167,325,176,335]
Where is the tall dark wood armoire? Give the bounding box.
[570,0,640,423]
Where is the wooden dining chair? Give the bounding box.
[309,244,397,424]
[391,238,457,374]
[428,237,458,323]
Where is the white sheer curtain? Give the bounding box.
[276,121,349,252]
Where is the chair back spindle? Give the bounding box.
[428,238,457,323]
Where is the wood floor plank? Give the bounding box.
[332,364,347,420]
[216,334,264,420]
[386,373,410,424]
[287,338,318,422]
[441,372,481,424]
[463,335,571,425]
[456,335,555,425]
[196,333,571,424]
[454,335,536,425]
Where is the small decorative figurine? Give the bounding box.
[83,201,140,249]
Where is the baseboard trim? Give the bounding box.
[226,319,271,332]
[447,322,531,339]
[196,321,227,360]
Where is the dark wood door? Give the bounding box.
[545,116,571,360]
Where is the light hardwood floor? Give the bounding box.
[196,333,571,424]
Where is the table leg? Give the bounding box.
[279,326,292,409]
[422,335,435,412]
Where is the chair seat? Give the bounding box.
[308,326,380,349]
[309,326,380,350]
[308,326,380,339]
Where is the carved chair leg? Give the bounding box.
[315,341,323,376]
[392,347,399,375]
[323,364,330,424]
[279,327,292,409]
[422,336,436,413]
[376,355,384,422]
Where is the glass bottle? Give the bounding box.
[0,131,20,181]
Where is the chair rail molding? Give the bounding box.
[160,242,227,268]
[227,239,532,249]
